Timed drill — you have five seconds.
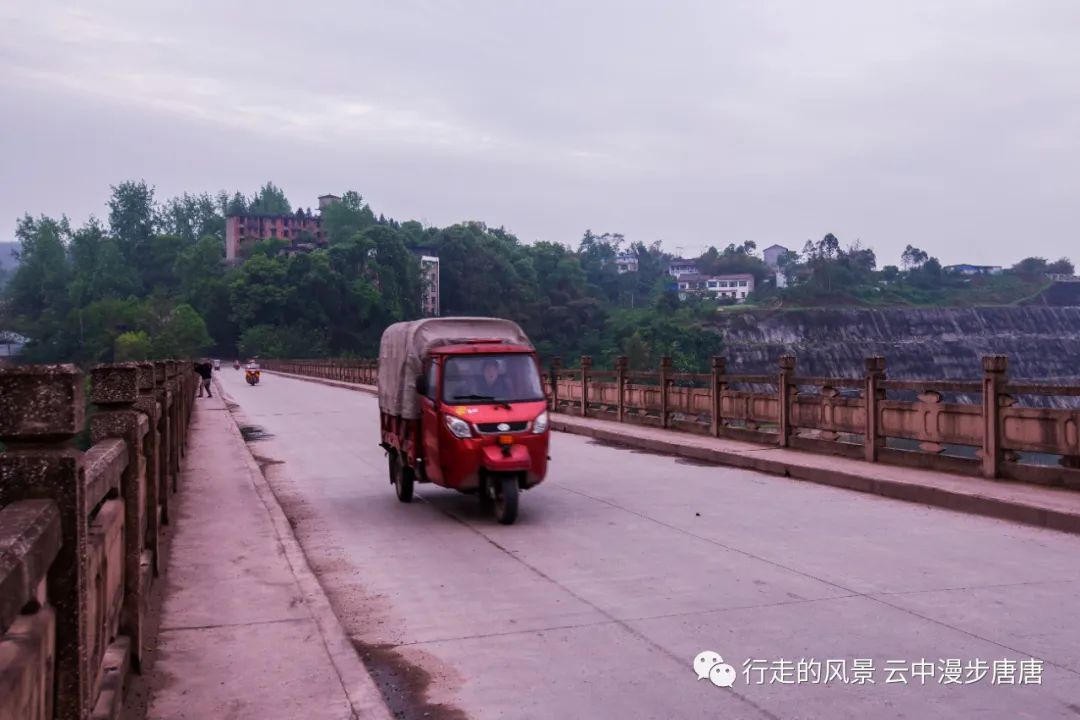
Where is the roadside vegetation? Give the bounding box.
[2,182,1071,373]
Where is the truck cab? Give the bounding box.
[417,342,549,490]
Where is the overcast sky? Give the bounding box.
[2,1,1077,266]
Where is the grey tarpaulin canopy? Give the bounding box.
[377,317,533,419]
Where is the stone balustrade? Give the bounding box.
[261,358,377,385]
[546,354,1080,488]
[265,354,1080,489]
[0,361,196,720]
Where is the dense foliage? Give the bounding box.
[756,236,1068,308]
[4,181,1071,371]
[2,181,722,370]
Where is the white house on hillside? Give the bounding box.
[762,244,791,288]
[677,273,755,302]
[615,253,638,274]
[668,258,699,277]
[762,244,789,268]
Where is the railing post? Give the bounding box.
[864,357,886,462]
[982,355,1008,479]
[174,361,187,458]
[580,356,591,418]
[134,363,161,576]
[90,363,151,671]
[0,364,92,719]
[153,362,171,525]
[549,357,561,412]
[660,356,672,429]
[616,356,628,423]
[710,356,726,437]
[778,355,796,447]
[165,362,180,493]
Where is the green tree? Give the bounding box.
[908,257,943,288]
[880,265,901,282]
[160,192,225,244]
[108,180,157,266]
[229,254,290,327]
[236,323,328,358]
[577,230,623,303]
[60,297,152,364]
[174,235,225,299]
[225,192,248,216]
[696,242,771,285]
[367,225,422,322]
[115,330,152,360]
[1011,257,1049,276]
[237,324,283,357]
[901,245,929,270]
[622,331,650,369]
[1047,257,1075,275]
[7,214,71,323]
[320,191,377,245]
[68,219,140,306]
[247,182,291,215]
[155,304,212,358]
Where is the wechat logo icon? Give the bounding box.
[694,650,737,688]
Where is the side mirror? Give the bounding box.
[415,374,429,396]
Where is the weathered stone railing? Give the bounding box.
[265,354,1080,489]
[545,355,1080,488]
[0,361,195,720]
[261,358,377,385]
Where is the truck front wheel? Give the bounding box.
[493,475,519,525]
[389,452,414,503]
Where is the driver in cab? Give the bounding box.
[467,358,510,400]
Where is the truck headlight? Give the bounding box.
[532,410,549,434]
[445,415,473,439]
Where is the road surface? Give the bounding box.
[216,368,1080,719]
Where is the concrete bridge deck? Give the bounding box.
[147,368,1080,719]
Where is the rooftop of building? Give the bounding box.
[677,272,755,283]
[226,211,321,220]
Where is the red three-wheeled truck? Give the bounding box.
[378,317,551,524]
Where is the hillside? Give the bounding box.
[713,306,1080,406]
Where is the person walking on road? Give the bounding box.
[195,359,213,398]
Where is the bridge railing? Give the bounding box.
[261,358,377,385]
[0,361,196,720]
[544,354,1080,487]
[260,354,1080,489]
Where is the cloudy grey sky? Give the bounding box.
[1,1,1077,265]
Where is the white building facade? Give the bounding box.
[420,256,440,317]
[668,259,699,277]
[615,253,639,274]
[677,273,755,302]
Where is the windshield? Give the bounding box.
[442,354,544,404]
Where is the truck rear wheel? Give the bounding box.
[389,452,414,503]
[493,475,518,525]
